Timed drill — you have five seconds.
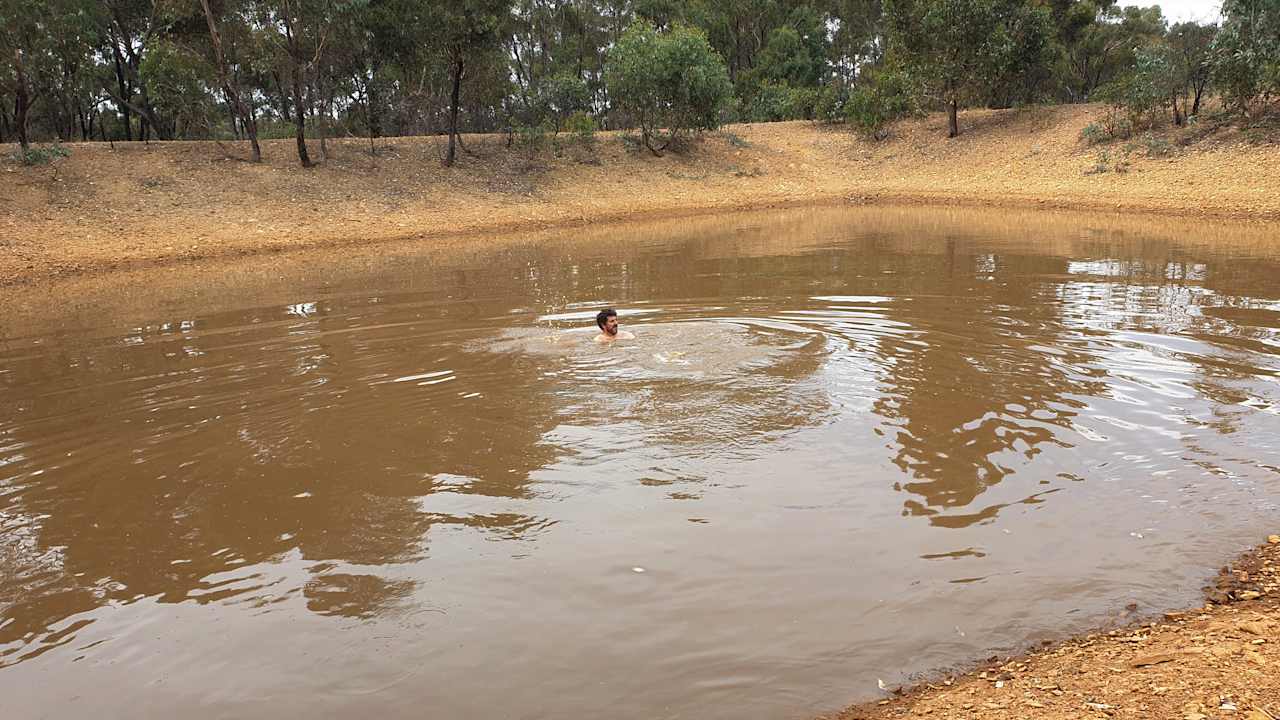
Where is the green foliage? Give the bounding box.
[1084,145,1132,174]
[604,20,733,155]
[534,73,593,131]
[747,7,829,89]
[1168,20,1217,118]
[1126,131,1175,157]
[16,142,70,165]
[1058,4,1170,102]
[984,0,1056,107]
[1102,47,1174,124]
[140,40,216,137]
[844,69,918,139]
[563,110,597,146]
[514,121,553,154]
[0,0,1269,152]
[1212,0,1280,114]
[1080,121,1107,145]
[884,0,1052,135]
[742,82,819,122]
[813,84,849,123]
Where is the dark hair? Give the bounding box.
[596,308,617,329]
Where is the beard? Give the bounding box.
[604,324,618,336]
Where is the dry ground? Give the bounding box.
[830,535,1280,720]
[1,104,1278,285]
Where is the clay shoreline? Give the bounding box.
[2,103,1279,287]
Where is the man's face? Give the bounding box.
[603,316,619,335]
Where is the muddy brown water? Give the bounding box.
[2,206,1279,719]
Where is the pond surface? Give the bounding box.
[2,207,1279,719]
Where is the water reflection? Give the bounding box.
[1,206,1279,719]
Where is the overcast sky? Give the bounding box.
[1120,0,1222,23]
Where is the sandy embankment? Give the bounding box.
[1,103,1278,286]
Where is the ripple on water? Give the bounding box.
[3,210,1280,720]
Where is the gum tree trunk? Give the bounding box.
[14,49,31,156]
[281,1,312,167]
[200,0,262,162]
[445,55,463,166]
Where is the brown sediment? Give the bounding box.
[826,535,1280,720]
[1,103,1278,287]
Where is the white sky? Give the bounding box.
[1120,0,1222,23]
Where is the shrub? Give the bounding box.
[1132,132,1174,157]
[845,69,918,140]
[813,84,848,123]
[514,122,552,154]
[1211,0,1280,115]
[1098,47,1183,131]
[18,143,71,165]
[604,21,733,155]
[1080,122,1108,145]
[563,111,597,145]
[1084,146,1133,174]
[1096,104,1136,139]
[534,73,592,132]
[747,81,793,121]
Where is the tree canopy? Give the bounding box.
[604,20,732,154]
[0,0,1263,161]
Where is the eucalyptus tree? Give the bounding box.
[826,0,885,84]
[0,0,38,152]
[434,0,512,166]
[197,0,262,160]
[253,0,333,166]
[884,0,1000,137]
[100,0,173,139]
[604,20,732,154]
[1168,20,1215,118]
[0,0,104,151]
[1212,0,1280,115]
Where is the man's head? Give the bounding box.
[596,308,618,336]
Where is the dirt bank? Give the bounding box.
[2,104,1278,286]
[829,535,1280,720]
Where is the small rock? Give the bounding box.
[1267,535,1279,544]
[1238,590,1264,601]
[1130,653,1182,668]
[1239,621,1268,635]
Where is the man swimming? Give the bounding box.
[594,307,635,343]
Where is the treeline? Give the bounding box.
[0,0,1276,164]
